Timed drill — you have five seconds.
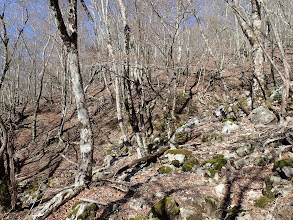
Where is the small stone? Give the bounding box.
[282,166,293,178]
[215,184,226,197]
[154,192,167,199]
[222,120,239,134]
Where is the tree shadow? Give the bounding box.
[220,166,268,219]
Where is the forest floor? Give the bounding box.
[1,68,293,220]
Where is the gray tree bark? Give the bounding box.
[49,0,94,187]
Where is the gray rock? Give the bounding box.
[236,211,252,220]
[175,118,200,134]
[233,159,249,169]
[166,153,185,165]
[154,192,167,199]
[236,145,253,157]
[249,107,276,125]
[180,208,197,220]
[222,120,239,134]
[282,166,293,178]
[66,202,97,220]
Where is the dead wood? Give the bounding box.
[32,186,84,220]
[103,146,170,180]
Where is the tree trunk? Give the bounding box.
[50,0,94,187]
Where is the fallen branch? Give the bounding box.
[59,153,78,167]
[103,147,170,179]
[79,198,108,206]
[32,186,84,220]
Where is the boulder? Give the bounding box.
[249,107,276,125]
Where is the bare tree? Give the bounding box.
[49,0,94,187]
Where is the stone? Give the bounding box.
[154,192,167,199]
[249,107,276,125]
[236,145,253,157]
[180,208,197,220]
[166,153,185,165]
[273,158,293,178]
[282,166,293,178]
[233,159,249,170]
[176,118,200,134]
[222,120,239,134]
[236,211,252,220]
[151,197,180,220]
[215,184,226,197]
[67,202,97,220]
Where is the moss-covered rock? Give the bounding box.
[174,132,190,145]
[171,160,180,167]
[202,133,223,144]
[273,158,293,179]
[67,201,98,220]
[203,168,217,178]
[151,197,180,220]
[188,196,221,219]
[129,216,144,220]
[188,158,199,166]
[254,196,275,208]
[273,158,293,170]
[182,163,193,172]
[158,166,173,174]
[203,155,227,171]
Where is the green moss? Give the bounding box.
[262,176,276,199]
[202,133,223,143]
[68,207,79,219]
[257,158,267,166]
[174,132,189,145]
[203,157,227,171]
[202,134,211,142]
[222,119,234,123]
[68,202,97,220]
[265,90,272,97]
[0,178,11,211]
[158,166,173,174]
[254,196,275,208]
[167,149,191,158]
[203,168,216,178]
[172,160,180,167]
[129,216,144,220]
[188,158,199,165]
[72,201,85,210]
[151,197,179,219]
[77,204,97,220]
[273,158,293,170]
[182,163,193,172]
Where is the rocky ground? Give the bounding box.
[1,81,293,220]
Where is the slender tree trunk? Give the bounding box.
[50,0,94,187]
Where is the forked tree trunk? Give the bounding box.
[50,0,93,187]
